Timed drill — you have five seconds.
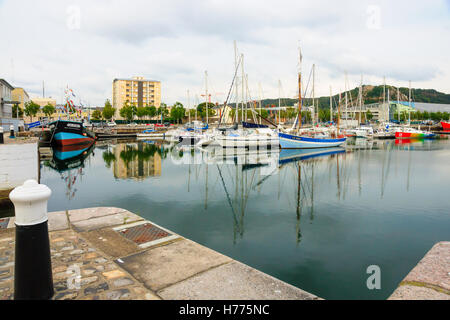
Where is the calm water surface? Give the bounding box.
[39,138,450,299]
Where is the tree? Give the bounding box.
[157,103,169,121]
[42,104,56,118]
[102,99,116,120]
[196,102,215,120]
[285,108,297,121]
[136,106,147,121]
[170,102,186,124]
[92,109,102,120]
[366,110,374,122]
[120,102,134,122]
[24,101,41,122]
[12,104,23,118]
[144,105,157,119]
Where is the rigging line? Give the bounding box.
[216,164,240,226]
[218,54,243,125]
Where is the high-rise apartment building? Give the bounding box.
[112,76,161,119]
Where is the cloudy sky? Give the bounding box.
[1,0,449,107]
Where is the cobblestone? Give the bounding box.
[0,227,159,300]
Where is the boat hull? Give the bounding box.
[279,133,346,149]
[395,132,435,139]
[53,132,95,146]
[441,121,450,130]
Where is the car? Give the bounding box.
[107,121,117,127]
[127,122,138,126]
[154,123,165,128]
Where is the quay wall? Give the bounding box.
[0,142,38,203]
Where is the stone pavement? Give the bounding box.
[0,207,319,300]
[389,242,449,300]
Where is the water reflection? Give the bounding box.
[101,141,169,180]
[43,142,95,200]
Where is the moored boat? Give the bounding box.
[395,128,435,139]
[136,129,166,139]
[279,132,346,149]
[48,120,96,146]
[278,47,346,149]
[441,121,450,131]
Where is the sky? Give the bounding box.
[1,0,449,107]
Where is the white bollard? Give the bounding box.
[9,179,54,300]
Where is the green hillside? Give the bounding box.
[237,85,450,110]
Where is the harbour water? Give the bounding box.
[38,138,450,299]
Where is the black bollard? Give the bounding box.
[0,127,3,144]
[9,180,54,300]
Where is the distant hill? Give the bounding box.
[233,86,450,110]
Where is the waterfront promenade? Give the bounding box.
[0,207,319,300]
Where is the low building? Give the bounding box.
[0,79,15,119]
[32,97,57,107]
[0,79,23,131]
[11,88,30,116]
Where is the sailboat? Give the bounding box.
[279,47,346,149]
[212,48,279,148]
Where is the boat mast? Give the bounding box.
[387,88,390,122]
[234,40,239,124]
[258,82,262,125]
[241,54,244,123]
[297,46,302,133]
[344,72,348,128]
[408,80,411,126]
[187,89,191,124]
[359,75,362,124]
[397,86,400,123]
[330,86,333,123]
[278,79,281,126]
[195,94,198,121]
[337,91,341,135]
[205,71,208,125]
[383,76,386,122]
[312,64,315,127]
[245,73,249,122]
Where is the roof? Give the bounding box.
[113,78,160,83]
[0,79,14,90]
[12,87,29,98]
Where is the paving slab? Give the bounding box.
[6,211,70,231]
[68,207,129,222]
[158,260,319,300]
[402,241,450,291]
[389,285,450,300]
[118,239,232,292]
[70,211,143,232]
[389,241,450,300]
[48,211,69,231]
[81,228,143,259]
